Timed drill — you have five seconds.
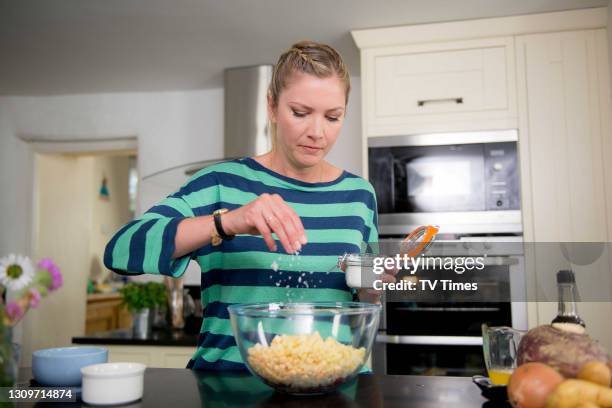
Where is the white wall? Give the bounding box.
[23,154,93,366]
[609,5,612,95]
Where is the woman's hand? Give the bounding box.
[358,265,399,304]
[222,193,307,254]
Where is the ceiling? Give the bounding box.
[0,0,608,96]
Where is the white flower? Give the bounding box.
[0,254,35,292]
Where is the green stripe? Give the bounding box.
[201,317,234,337]
[291,201,374,221]
[200,346,243,363]
[180,186,219,209]
[111,221,145,270]
[304,229,363,243]
[142,218,170,272]
[192,161,372,192]
[201,285,350,304]
[199,252,341,272]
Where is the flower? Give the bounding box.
[5,302,24,321]
[28,288,41,308]
[37,258,62,291]
[0,255,62,327]
[0,254,34,291]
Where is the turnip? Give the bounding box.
[517,325,610,378]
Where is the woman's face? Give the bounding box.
[268,72,346,169]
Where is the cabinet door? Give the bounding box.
[516,29,612,350]
[362,37,518,136]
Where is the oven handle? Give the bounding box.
[393,306,500,312]
[479,256,519,266]
[376,333,483,346]
[414,256,519,266]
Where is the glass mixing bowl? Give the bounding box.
[228,301,381,395]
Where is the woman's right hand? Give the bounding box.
[222,193,307,254]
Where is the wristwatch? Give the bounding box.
[211,208,234,246]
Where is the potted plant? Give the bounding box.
[120,282,167,338]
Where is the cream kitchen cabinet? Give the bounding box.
[515,29,612,350]
[359,37,518,138]
[77,344,195,368]
[352,8,611,350]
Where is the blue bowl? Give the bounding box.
[33,346,108,386]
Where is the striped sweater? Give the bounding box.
[104,157,378,370]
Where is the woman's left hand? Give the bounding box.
[357,265,399,304]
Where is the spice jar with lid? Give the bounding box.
[339,253,380,289]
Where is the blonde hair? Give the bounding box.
[268,41,351,148]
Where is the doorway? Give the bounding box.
[20,138,137,366]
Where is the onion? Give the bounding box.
[507,362,564,408]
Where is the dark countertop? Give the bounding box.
[14,367,509,408]
[72,328,198,347]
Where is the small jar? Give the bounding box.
[340,253,379,289]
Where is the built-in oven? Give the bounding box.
[367,129,526,376]
[368,130,521,235]
[371,237,527,376]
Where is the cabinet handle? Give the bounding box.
[417,97,463,107]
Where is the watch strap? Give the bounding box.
[213,209,234,241]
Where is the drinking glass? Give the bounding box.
[481,324,525,385]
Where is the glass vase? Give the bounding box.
[0,324,18,387]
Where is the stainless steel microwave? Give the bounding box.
[368,130,522,236]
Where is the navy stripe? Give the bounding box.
[193,202,233,216]
[147,205,186,218]
[302,216,369,236]
[104,220,144,276]
[174,171,375,211]
[200,268,348,291]
[197,332,236,350]
[159,217,185,276]
[127,219,157,273]
[191,206,370,239]
[241,157,350,188]
[188,358,247,371]
[203,301,232,319]
[195,236,359,257]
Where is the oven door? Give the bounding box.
[373,337,486,376]
[368,130,521,236]
[373,252,527,376]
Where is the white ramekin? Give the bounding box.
[81,362,146,405]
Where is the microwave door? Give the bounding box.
[401,145,485,213]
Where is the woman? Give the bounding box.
[104,41,396,370]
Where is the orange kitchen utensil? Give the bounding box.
[400,225,439,258]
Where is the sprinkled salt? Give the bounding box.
[271,261,279,272]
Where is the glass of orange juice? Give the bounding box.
[481,324,525,385]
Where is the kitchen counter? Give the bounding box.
[72,328,198,347]
[15,367,505,407]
